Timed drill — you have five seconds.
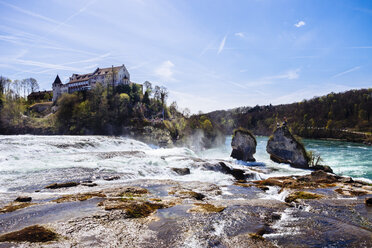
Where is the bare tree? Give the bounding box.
[29,78,39,93]
[21,79,27,98]
[13,80,21,98]
[154,85,161,101]
[169,101,178,117]
[0,76,7,95]
[182,108,191,118]
[143,81,152,96]
[159,86,168,106]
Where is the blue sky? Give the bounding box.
[0,0,371,113]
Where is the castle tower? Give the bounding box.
[52,75,63,102]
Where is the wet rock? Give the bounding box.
[285,191,323,203]
[53,192,106,203]
[103,176,121,181]
[179,191,205,200]
[254,170,342,189]
[81,183,98,187]
[271,213,281,221]
[15,196,32,202]
[0,202,35,213]
[119,186,149,195]
[266,126,309,169]
[340,177,354,183]
[100,200,167,218]
[189,203,226,213]
[219,162,248,181]
[249,233,265,241]
[365,198,372,206]
[230,128,257,162]
[45,182,80,189]
[305,170,339,184]
[171,167,190,175]
[312,165,334,173]
[0,225,58,243]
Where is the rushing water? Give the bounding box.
[202,136,372,182]
[0,135,371,196]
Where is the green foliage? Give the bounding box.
[50,83,177,135]
[201,119,213,133]
[307,151,324,167]
[142,91,150,106]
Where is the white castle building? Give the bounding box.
[53,64,130,102]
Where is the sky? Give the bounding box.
[0,0,372,113]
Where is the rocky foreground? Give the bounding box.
[0,157,371,248]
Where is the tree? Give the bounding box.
[182,108,191,118]
[169,101,178,117]
[142,91,150,106]
[56,94,79,131]
[143,81,152,96]
[159,86,168,106]
[29,78,39,93]
[154,85,161,101]
[131,84,141,104]
[0,76,7,95]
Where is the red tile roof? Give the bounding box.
[67,66,122,84]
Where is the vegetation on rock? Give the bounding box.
[0,202,35,213]
[190,203,226,213]
[52,192,106,203]
[0,225,58,243]
[285,191,323,203]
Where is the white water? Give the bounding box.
[0,135,235,195]
[0,135,370,196]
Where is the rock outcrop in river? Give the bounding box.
[266,126,309,169]
[230,128,257,162]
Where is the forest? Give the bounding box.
[202,88,372,140]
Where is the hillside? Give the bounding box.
[201,88,372,143]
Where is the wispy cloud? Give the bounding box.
[30,0,96,47]
[266,69,300,80]
[0,0,61,25]
[348,46,372,49]
[155,60,175,81]
[218,35,227,54]
[332,66,360,78]
[13,59,81,71]
[294,21,306,28]
[235,32,245,38]
[229,80,272,89]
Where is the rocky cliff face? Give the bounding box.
[126,126,173,147]
[230,128,256,162]
[266,126,309,168]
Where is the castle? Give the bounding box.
[52,64,130,102]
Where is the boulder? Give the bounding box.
[230,128,257,162]
[15,196,32,202]
[171,168,191,175]
[266,126,309,169]
[312,165,334,173]
[103,176,121,181]
[45,182,79,189]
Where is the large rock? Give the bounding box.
[230,128,256,162]
[266,126,309,169]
